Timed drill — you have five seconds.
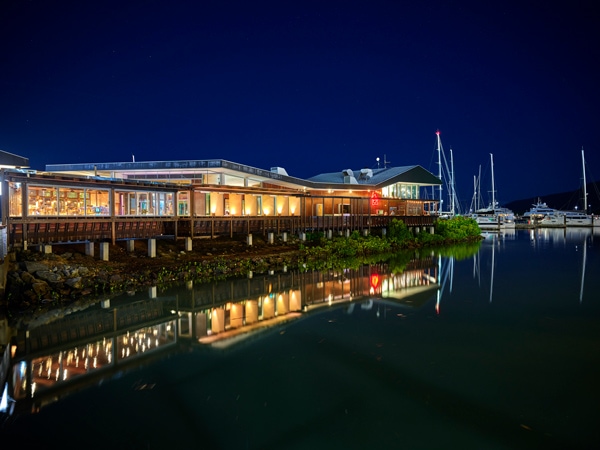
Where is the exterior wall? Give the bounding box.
[193,191,208,216]
[245,194,259,215]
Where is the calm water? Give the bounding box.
[2,228,600,449]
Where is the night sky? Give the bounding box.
[1,1,598,210]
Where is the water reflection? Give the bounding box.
[530,227,595,303]
[529,225,597,247]
[1,254,441,417]
[2,232,599,448]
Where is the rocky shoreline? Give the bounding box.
[1,235,303,327]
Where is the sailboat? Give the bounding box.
[470,154,515,230]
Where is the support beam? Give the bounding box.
[148,238,156,258]
[99,242,109,261]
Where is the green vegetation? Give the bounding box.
[6,217,483,310]
[298,216,481,269]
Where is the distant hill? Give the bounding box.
[505,181,600,216]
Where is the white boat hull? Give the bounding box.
[539,215,565,227]
[472,215,515,230]
[565,217,593,227]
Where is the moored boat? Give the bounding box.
[471,154,515,231]
[523,199,560,221]
[564,211,593,227]
[538,213,565,227]
[472,204,515,230]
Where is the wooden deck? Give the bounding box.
[4,214,436,249]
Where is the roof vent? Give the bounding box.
[270,167,288,176]
[359,168,373,180]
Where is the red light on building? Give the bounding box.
[370,273,380,289]
[370,191,379,207]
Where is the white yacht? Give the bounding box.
[564,211,593,227]
[472,203,515,230]
[523,199,560,221]
[538,213,565,227]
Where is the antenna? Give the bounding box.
[383,154,391,168]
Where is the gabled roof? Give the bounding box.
[307,165,441,188]
[0,149,29,168]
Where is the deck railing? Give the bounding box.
[5,214,436,248]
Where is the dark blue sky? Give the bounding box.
[1,1,598,209]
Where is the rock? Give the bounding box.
[20,271,36,284]
[65,277,83,289]
[36,270,64,283]
[109,274,123,283]
[32,281,51,297]
[23,261,49,273]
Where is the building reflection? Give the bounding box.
[1,256,438,417]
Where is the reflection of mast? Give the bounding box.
[436,254,455,314]
[580,238,587,304]
[489,237,495,303]
[473,245,481,285]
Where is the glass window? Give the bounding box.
[157,193,169,216]
[204,173,220,185]
[221,174,245,187]
[177,191,189,216]
[58,187,85,216]
[87,189,110,216]
[8,182,23,217]
[27,185,58,216]
[246,178,261,188]
[138,193,149,214]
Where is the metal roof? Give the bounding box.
[307,165,441,188]
[45,160,441,191]
[0,149,29,168]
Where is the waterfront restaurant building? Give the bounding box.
[1,159,441,250]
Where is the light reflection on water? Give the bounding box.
[2,228,600,449]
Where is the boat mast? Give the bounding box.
[477,165,481,210]
[490,153,496,209]
[450,147,455,215]
[582,147,588,212]
[436,130,443,212]
[470,175,477,212]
